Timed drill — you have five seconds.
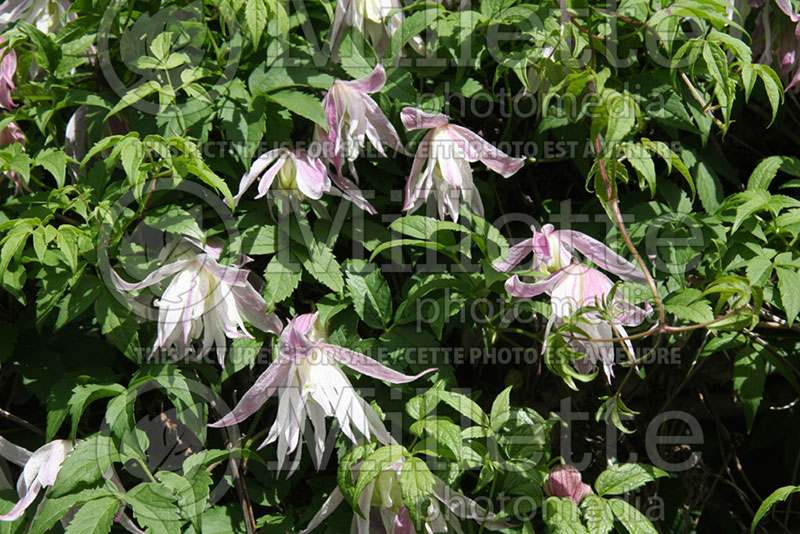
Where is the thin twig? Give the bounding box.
[0,407,45,436]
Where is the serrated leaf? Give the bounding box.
[263,254,302,309]
[583,495,614,534]
[126,482,182,534]
[345,264,392,329]
[50,436,120,498]
[302,240,344,293]
[36,148,67,188]
[400,457,435,530]
[354,445,405,508]
[30,488,116,534]
[63,496,119,534]
[544,497,588,534]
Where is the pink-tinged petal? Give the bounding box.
[400,107,450,130]
[776,0,800,21]
[324,343,436,383]
[38,440,70,487]
[290,312,319,336]
[0,480,41,521]
[449,125,524,177]
[492,237,534,272]
[208,355,293,428]
[0,437,31,467]
[330,169,377,214]
[232,285,282,334]
[200,258,250,288]
[504,273,559,298]
[403,131,435,211]
[346,63,387,94]
[279,321,317,360]
[328,0,348,62]
[394,507,413,534]
[292,152,330,200]
[543,465,593,506]
[254,158,286,200]
[555,230,647,283]
[786,62,800,92]
[236,149,281,202]
[362,97,408,155]
[0,122,23,147]
[431,476,509,530]
[298,487,345,534]
[110,260,192,292]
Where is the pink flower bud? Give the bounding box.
[543,465,593,506]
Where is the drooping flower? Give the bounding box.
[328,0,425,61]
[0,44,16,111]
[300,457,508,534]
[209,313,435,472]
[234,147,376,214]
[505,263,648,381]
[0,437,144,532]
[492,223,648,284]
[543,464,593,506]
[0,438,70,522]
[319,64,407,184]
[110,237,281,365]
[401,107,525,222]
[0,0,72,35]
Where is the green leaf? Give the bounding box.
[731,190,771,233]
[747,156,800,191]
[582,495,614,534]
[68,383,126,441]
[105,81,161,120]
[409,416,463,459]
[63,496,119,534]
[732,346,766,433]
[608,499,657,534]
[157,470,212,531]
[400,457,436,530]
[126,482,182,534]
[345,263,392,329]
[490,385,513,432]
[95,289,142,362]
[36,148,67,188]
[264,90,328,131]
[622,143,656,196]
[746,257,773,287]
[776,266,800,325]
[143,205,205,242]
[594,463,668,496]
[50,435,120,498]
[264,254,302,309]
[30,488,116,534]
[389,215,468,240]
[754,64,784,126]
[751,485,800,533]
[56,227,79,272]
[301,240,344,294]
[433,388,490,427]
[544,497,588,534]
[245,0,268,49]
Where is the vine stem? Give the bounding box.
[593,135,666,326]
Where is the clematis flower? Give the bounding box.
[543,464,593,506]
[209,313,435,472]
[329,0,425,61]
[234,147,375,214]
[400,107,525,222]
[0,438,71,522]
[0,437,144,532]
[0,44,16,111]
[492,223,648,284]
[506,263,648,381]
[319,64,406,185]
[110,237,281,365]
[300,458,508,534]
[0,0,72,35]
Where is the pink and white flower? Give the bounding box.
[401,107,525,222]
[543,464,593,506]
[0,0,72,35]
[209,313,435,472]
[0,438,70,522]
[234,147,375,213]
[329,0,425,61]
[110,237,281,365]
[300,457,507,534]
[505,263,648,381]
[492,223,648,284]
[319,64,406,184]
[0,437,144,532]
